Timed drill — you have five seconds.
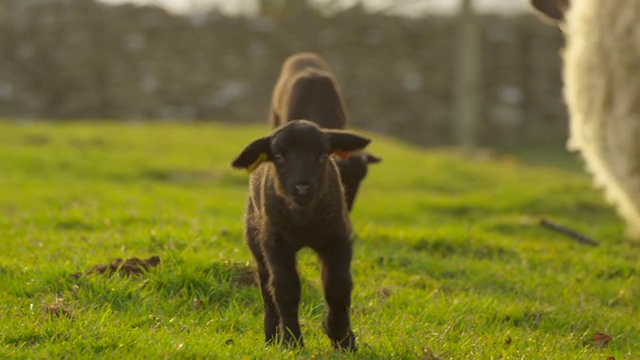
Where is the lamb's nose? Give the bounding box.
[294,184,311,195]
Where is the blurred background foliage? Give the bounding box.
[0,0,565,147]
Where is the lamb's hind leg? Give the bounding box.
[317,241,356,351]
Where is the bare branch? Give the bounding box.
[539,218,599,246]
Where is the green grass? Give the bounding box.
[0,120,638,359]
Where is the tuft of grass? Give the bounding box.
[0,120,638,359]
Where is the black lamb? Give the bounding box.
[231,120,372,351]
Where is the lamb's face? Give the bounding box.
[231,119,372,209]
[271,122,331,207]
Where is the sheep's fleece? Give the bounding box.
[561,0,640,237]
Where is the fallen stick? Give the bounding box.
[539,218,599,246]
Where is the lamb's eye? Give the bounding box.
[319,154,329,163]
[273,154,285,163]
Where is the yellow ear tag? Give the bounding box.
[248,152,269,173]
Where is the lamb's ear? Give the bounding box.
[325,130,371,156]
[530,0,569,23]
[231,136,272,171]
[365,152,382,164]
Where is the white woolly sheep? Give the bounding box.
[531,0,640,237]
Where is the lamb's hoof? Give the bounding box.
[265,333,303,348]
[265,334,277,346]
[282,335,304,348]
[331,331,356,352]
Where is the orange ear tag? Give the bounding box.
[332,150,350,160]
[248,153,269,173]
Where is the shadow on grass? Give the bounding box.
[496,142,584,173]
[139,168,217,184]
[149,260,320,312]
[3,333,47,347]
[136,167,247,187]
[55,219,96,231]
[101,166,246,187]
[412,237,518,261]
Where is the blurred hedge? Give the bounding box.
[0,0,566,146]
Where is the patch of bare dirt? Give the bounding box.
[73,256,160,277]
[44,299,74,319]
[233,264,257,287]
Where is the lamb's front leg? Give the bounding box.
[317,240,356,351]
[264,238,303,347]
[246,211,280,344]
[255,256,280,344]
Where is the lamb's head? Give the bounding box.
[530,0,570,23]
[232,120,371,207]
[335,152,382,211]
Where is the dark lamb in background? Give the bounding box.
[270,52,381,212]
[231,120,372,351]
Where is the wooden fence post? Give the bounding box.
[454,0,482,156]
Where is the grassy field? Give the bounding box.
[0,120,638,359]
